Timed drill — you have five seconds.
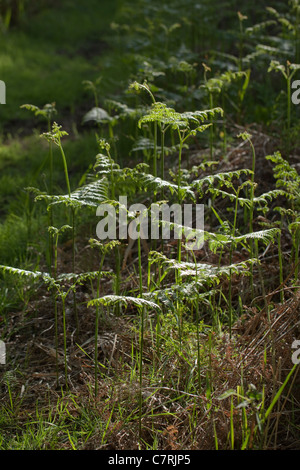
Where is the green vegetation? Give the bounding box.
[0,0,299,451]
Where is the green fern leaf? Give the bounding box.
[88,295,161,311]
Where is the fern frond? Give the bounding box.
[246,20,277,36]
[64,178,109,207]
[148,251,257,280]
[21,103,57,120]
[232,228,280,245]
[82,107,114,124]
[89,239,121,253]
[256,44,290,59]
[181,107,224,121]
[138,102,223,131]
[28,177,109,210]
[139,172,194,199]
[131,136,185,156]
[0,265,45,280]
[138,102,189,129]
[57,270,113,284]
[94,153,120,174]
[145,284,214,306]
[266,152,300,197]
[0,265,56,289]
[191,169,253,192]
[104,99,139,120]
[41,122,68,146]
[88,295,161,311]
[207,187,252,208]
[253,189,293,206]
[0,265,113,289]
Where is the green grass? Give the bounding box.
[0,131,100,265]
[0,0,131,268]
[0,0,123,126]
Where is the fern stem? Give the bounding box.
[48,118,54,275]
[95,274,100,397]
[72,208,79,336]
[229,188,239,338]
[62,296,68,388]
[153,121,157,178]
[92,248,107,397]
[294,227,300,283]
[287,75,292,157]
[248,137,256,297]
[58,138,71,198]
[222,91,227,155]
[192,250,202,390]
[137,224,144,441]
[278,230,284,303]
[114,246,121,316]
[209,92,214,160]
[160,128,165,188]
[53,232,59,386]
[57,137,79,337]
[177,133,184,263]
[54,298,59,386]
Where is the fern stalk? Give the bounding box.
[177,132,185,263]
[94,260,104,397]
[47,116,54,275]
[137,223,145,441]
[175,127,183,346]
[209,91,214,160]
[192,250,202,390]
[53,231,59,385]
[278,229,284,303]
[228,187,239,338]
[48,224,72,385]
[287,73,292,147]
[239,133,256,295]
[294,227,300,282]
[160,127,166,190]
[61,295,68,387]
[55,129,79,335]
[153,121,158,178]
